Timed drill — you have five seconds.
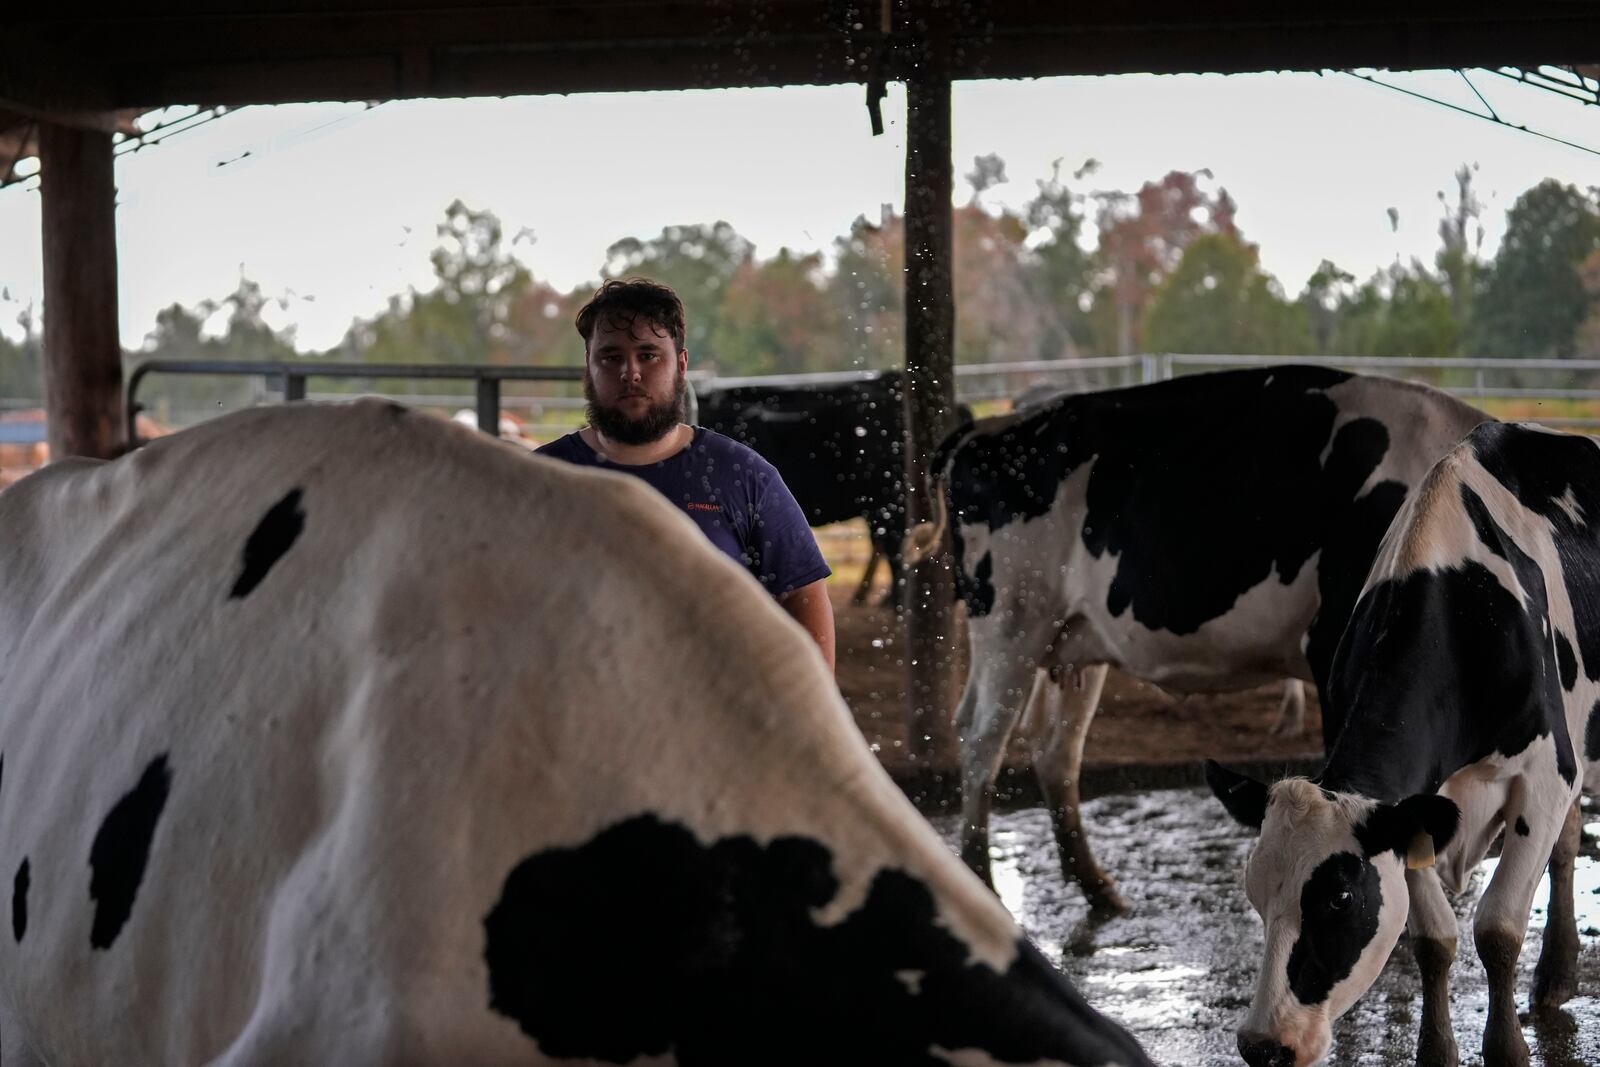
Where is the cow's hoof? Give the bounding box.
[1415,1027,1458,1067]
[1085,887,1132,921]
[1531,957,1578,1011]
[1480,1020,1530,1067]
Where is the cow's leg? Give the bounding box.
[1473,788,1573,1067]
[852,545,882,606]
[881,540,905,610]
[1531,796,1581,1011]
[956,650,1043,889]
[1027,663,1128,917]
[1406,866,1460,1067]
[1268,679,1306,737]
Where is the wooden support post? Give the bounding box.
[40,121,122,460]
[902,5,957,770]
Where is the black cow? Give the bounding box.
[907,366,1488,915]
[1209,420,1600,1067]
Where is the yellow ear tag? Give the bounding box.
[1406,833,1436,870]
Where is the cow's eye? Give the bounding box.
[1328,890,1353,912]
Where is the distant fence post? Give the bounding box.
[476,378,501,435]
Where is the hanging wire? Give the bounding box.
[1342,69,1600,158]
[1455,69,1499,121]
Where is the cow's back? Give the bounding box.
[0,400,1145,1066]
[942,367,1487,701]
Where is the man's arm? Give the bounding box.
[779,578,836,673]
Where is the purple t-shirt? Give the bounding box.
[535,428,831,597]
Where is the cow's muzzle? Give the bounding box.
[1237,1031,1297,1067]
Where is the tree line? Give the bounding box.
[3,158,1598,418]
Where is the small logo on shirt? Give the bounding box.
[685,502,723,513]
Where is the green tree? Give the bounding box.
[601,221,754,366]
[0,306,43,402]
[709,249,842,375]
[1470,180,1600,358]
[1023,158,1097,357]
[1300,260,1357,355]
[501,280,588,366]
[1088,169,1240,356]
[1309,261,1459,359]
[1144,233,1311,355]
[342,200,534,368]
[1435,164,1484,340]
[131,276,301,424]
[952,201,1056,365]
[829,211,904,371]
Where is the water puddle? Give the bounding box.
[932,789,1600,1066]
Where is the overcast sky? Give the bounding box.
[0,68,1596,351]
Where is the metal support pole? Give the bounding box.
[40,121,122,460]
[902,5,957,770]
[477,377,501,435]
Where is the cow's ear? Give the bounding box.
[1358,794,1460,868]
[1205,760,1268,830]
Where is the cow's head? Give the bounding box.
[1204,761,1458,1067]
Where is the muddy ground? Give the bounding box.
[829,584,1326,808]
[957,793,1600,1067]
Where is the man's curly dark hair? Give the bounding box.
[575,278,687,354]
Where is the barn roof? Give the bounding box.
[4,3,1597,123]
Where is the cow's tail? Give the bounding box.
[902,417,971,566]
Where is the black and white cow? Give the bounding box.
[907,366,1488,915]
[0,399,1151,1066]
[698,371,968,607]
[1208,419,1600,1067]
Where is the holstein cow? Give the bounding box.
[0,399,1152,1067]
[907,366,1487,915]
[698,372,968,608]
[1208,419,1600,1067]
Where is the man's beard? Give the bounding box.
[584,370,687,446]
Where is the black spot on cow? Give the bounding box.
[1589,698,1600,763]
[1515,816,1531,837]
[1471,424,1600,683]
[229,488,306,599]
[1327,560,1573,799]
[1305,478,1408,742]
[12,858,28,943]
[483,813,1148,1067]
[386,402,408,417]
[955,551,996,617]
[941,367,1397,645]
[1285,852,1383,1005]
[1556,631,1578,691]
[89,755,172,950]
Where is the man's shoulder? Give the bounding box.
[693,428,775,472]
[534,431,594,463]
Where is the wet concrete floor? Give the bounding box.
[930,789,1600,1066]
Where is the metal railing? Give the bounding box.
[123,352,1600,443]
[125,359,584,445]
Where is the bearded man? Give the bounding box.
[535,278,835,670]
